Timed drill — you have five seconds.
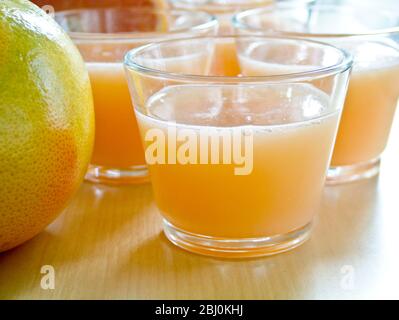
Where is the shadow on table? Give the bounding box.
[317,176,382,259]
[0,176,383,299]
[0,181,155,299]
[119,177,381,299]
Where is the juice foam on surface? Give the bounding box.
[138,84,340,238]
[344,40,399,71]
[237,40,338,76]
[144,84,334,126]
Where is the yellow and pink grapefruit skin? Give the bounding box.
[0,0,94,252]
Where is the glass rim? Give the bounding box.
[233,4,399,38]
[137,83,341,130]
[124,35,353,83]
[54,7,218,41]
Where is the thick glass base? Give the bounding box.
[163,219,313,259]
[326,158,380,185]
[85,164,149,185]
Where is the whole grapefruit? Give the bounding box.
[0,0,94,252]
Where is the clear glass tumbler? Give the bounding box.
[170,0,274,35]
[124,35,352,258]
[170,0,314,76]
[234,3,399,184]
[55,7,217,184]
[170,0,316,34]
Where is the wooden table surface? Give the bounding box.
[1,116,399,300]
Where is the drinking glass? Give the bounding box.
[124,35,352,258]
[170,0,314,76]
[234,3,399,184]
[55,7,217,184]
[170,0,275,34]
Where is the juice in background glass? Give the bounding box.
[178,0,315,76]
[170,0,277,76]
[170,0,275,34]
[55,7,217,184]
[211,39,241,76]
[86,63,146,169]
[124,36,352,258]
[331,41,399,166]
[234,4,399,183]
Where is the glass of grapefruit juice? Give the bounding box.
[55,7,217,184]
[170,0,274,77]
[234,3,399,184]
[170,0,275,35]
[124,35,352,258]
[170,0,314,76]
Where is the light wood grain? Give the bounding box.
[1,114,399,300]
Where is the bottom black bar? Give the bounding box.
[0,300,384,318]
